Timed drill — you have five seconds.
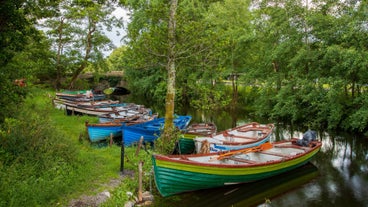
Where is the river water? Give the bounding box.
[122,96,368,207]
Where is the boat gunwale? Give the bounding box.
[86,122,123,127]
[208,122,274,137]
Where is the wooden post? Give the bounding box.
[135,136,144,156]
[138,161,143,202]
[109,133,113,147]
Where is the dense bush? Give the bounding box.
[0,97,82,206]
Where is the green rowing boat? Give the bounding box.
[152,139,322,197]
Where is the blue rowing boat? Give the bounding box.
[86,122,124,142]
[123,115,192,146]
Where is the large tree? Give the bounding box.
[42,0,123,89]
[0,0,60,122]
[204,0,255,108]
[162,0,178,133]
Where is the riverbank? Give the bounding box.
[0,88,156,207]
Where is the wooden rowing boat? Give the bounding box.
[55,89,106,101]
[175,123,217,154]
[194,122,274,153]
[185,122,217,136]
[98,105,153,123]
[53,97,120,110]
[152,138,321,197]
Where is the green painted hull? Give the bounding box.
[152,143,321,197]
[177,134,197,154]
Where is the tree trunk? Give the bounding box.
[68,19,96,89]
[56,17,64,90]
[231,72,238,109]
[163,0,178,138]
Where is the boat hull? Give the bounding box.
[176,123,217,154]
[177,134,197,154]
[152,140,321,197]
[87,124,123,142]
[123,115,192,146]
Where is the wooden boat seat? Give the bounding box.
[258,151,291,158]
[273,145,308,151]
[222,139,254,145]
[180,156,189,160]
[223,131,261,139]
[225,157,259,164]
[236,127,270,133]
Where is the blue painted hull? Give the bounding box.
[123,115,192,146]
[87,124,123,142]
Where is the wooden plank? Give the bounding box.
[274,145,307,151]
[258,151,290,158]
[226,157,259,164]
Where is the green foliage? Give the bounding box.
[120,0,368,134]
[0,88,129,207]
[188,83,231,110]
[106,46,127,72]
[154,127,183,155]
[343,92,368,133]
[101,147,153,206]
[125,65,167,104]
[0,91,81,206]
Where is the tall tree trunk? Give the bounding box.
[68,19,96,89]
[56,17,64,90]
[231,72,238,109]
[163,0,178,137]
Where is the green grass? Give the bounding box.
[0,87,153,207]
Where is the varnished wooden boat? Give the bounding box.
[185,122,217,136]
[53,97,120,110]
[175,123,217,154]
[55,89,106,101]
[98,105,153,123]
[152,138,321,197]
[65,104,129,116]
[194,122,274,153]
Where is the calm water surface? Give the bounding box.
[122,96,368,207]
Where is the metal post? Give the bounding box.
[120,133,124,173]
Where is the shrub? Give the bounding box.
[0,94,81,207]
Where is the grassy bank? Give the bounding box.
[0,87,152,206]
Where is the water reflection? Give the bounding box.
[271,132,368,207]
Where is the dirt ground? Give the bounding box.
[68,169,135,207]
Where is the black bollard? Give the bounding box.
[120,133,125,173]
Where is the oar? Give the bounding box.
[216,142,273,160]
